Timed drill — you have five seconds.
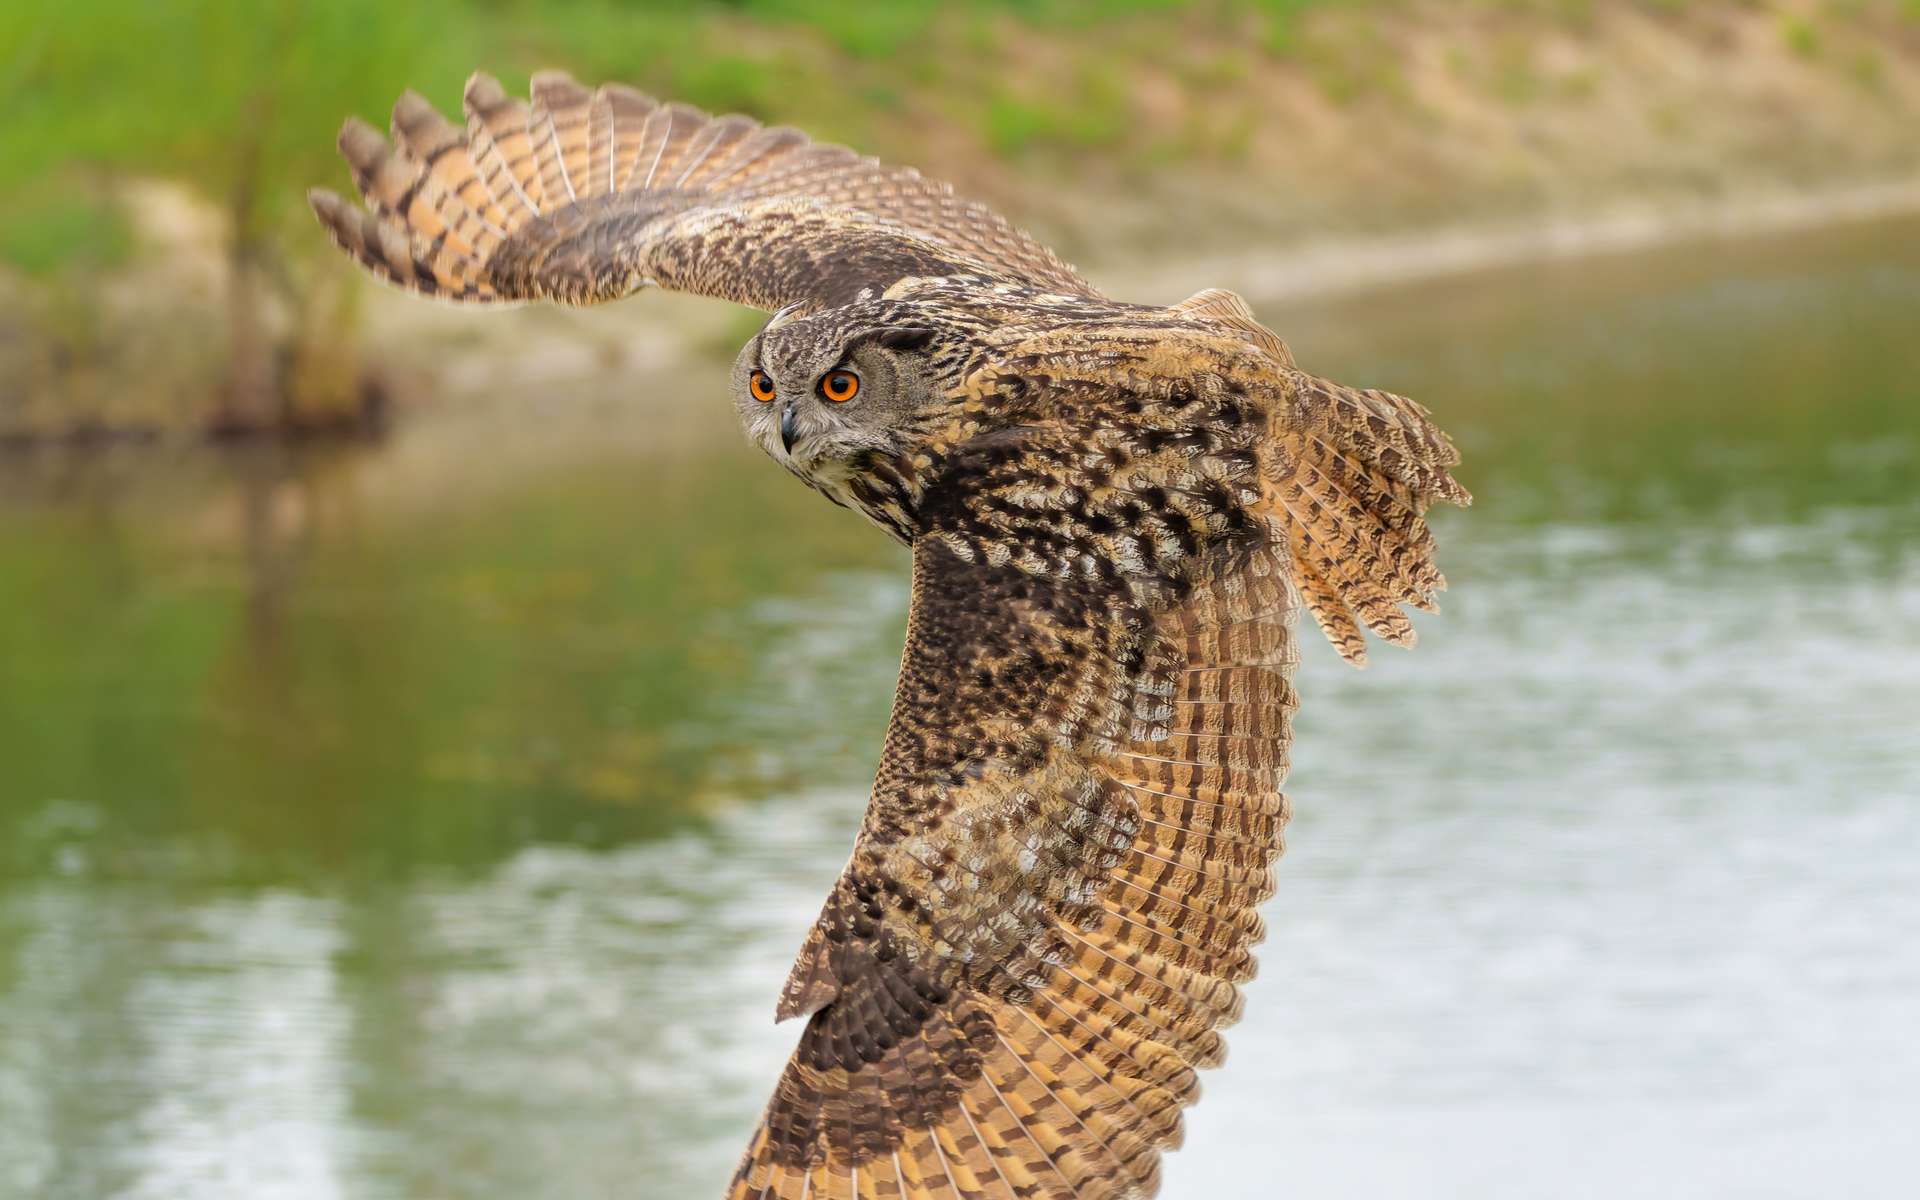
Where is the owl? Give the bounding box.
[312,72,1469,1199]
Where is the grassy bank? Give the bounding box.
[4,0,1918,440]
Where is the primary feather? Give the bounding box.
[310,71,1091,308]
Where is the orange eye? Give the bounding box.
[748,369,776,403]
[820,370,860,403]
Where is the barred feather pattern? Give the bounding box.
[309,71,1092,309]
[732,548,1295,1200]
[1271,372,1470,665]
[727,320,1463,1198]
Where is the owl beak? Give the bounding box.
[779,400,799,455]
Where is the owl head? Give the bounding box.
[730,304,945,484]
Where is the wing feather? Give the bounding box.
[463,72,547,218]
[729,550,1293,1196]
[313,70,1092,311]
[529,70,589,204]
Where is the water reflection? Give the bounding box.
[0,424,903,886]
[2,884,354,1199]
[1,557,904,1200]
[1,217,1917,1199]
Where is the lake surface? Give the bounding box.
[2,216,1917,1200]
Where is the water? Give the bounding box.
[2,217,1916,1200]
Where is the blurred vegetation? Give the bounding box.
[0,1,1413,271]
[2,0,1918,439]
[15,0,1917,266]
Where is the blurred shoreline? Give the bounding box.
[6,166,1919,454]
[1100,175,1920,304]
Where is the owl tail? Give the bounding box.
[1266,371,1472,667]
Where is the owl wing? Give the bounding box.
[727,523,1299,1199]
[726,322,1467,1199]
[308,71,1094,310]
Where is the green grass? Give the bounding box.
[0,188,131,277]
[1780,12,1823,59]
[1256,0,1334,56]
[1490,35,1546,106]
[1850,46,1888,91]
[984,66,1132,156]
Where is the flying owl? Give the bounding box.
[311,71,1469,1199]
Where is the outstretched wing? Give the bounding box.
[308,71,1093,310]
[730,534,1296,1200]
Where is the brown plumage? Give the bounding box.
[312,71,1470,1198]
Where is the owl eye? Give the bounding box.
[748,369,776,403]
[820,370,860,403]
